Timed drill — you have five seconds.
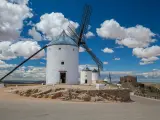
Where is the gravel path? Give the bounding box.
[0,88,160,120]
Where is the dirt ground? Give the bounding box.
[0,86,160,120]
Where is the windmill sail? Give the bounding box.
[82,44,103,74]
[78,4,92,45]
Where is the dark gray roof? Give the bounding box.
[48,30,78,47]
[82,66,91,71]
[92,69,98,72]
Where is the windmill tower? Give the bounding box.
[80,65,92,84]
[92,69,99,84]
[0,5,103,85]
[46,31,79,85]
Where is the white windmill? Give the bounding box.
[0,5,103,85]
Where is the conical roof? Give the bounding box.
[82,66,91,71]
[92,69,98,73]
[48,30,78,47]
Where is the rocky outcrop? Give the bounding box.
[11,87,131,102]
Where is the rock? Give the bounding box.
[37,95,42,98]
[77,94,91,101]
[14,90,19,94]
[31,94,37,98]
[26,89,32,94]
[51,91,63,99]
[91,96,104,102]
[36,89,52,96]
[43,94,49,98]
[33,89,39,93]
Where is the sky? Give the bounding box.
[0,0,160,82]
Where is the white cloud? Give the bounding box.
[0,60,16,68]
[103,61,108,65]
[0,41,45,60]
[0,0,32,41]
[85,31,95,38]
[101,71,133,75]
[133,46,160,58]
[138,70,160,78]
[28,27,42,41]
[0,60,5,64]
[36,12,79,40]
[114,58,120,60]
[139,56,159,65]
[97,19,126,40]
[133,46,160,65]
[0,41,16,60]
[0,66,46,80]
[10,41,45,59]
[79,47,85,52]
[97,19,156,48]
[102,47,114,53]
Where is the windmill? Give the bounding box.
[0,4,103,82]
[67,5,103,75]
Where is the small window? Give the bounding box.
[59,48,61,50]
[61,61,64,65]
[73,48,74,51]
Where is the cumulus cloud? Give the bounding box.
[133,46,160,58]
[85,31,95,38]
[35,12,79,40]
[0,0,32,41]
[0,41,16,60]
[0,60,16,68]
[139,56,159,65]
[0,41,45,60]
[97,19,126,40]
[133,46,160,65]
[10,41,45,59]
[97,19,156,48]
[103,61,108,65]
[137,69,160,78]
[28,27,42,41]
[102,47,114,53]
[0,66,46,80]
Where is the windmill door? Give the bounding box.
[60,72,66,84]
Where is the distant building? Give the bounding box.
[80,66,92,85]
[120,76,137,85]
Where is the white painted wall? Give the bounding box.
[80,71,92,84]
[46,45,79,85]
[92,72,99,84]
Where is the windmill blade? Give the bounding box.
[67,24,79,44]
[67,24,103,75]
[0,45,48,82]
[78,4,92,46]
[82,43,103,75]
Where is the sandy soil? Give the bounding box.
[0,87,160,120]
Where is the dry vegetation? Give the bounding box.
[8,85,131,103]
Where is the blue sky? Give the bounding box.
[0,0,160,81]
[28,0,160,72]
